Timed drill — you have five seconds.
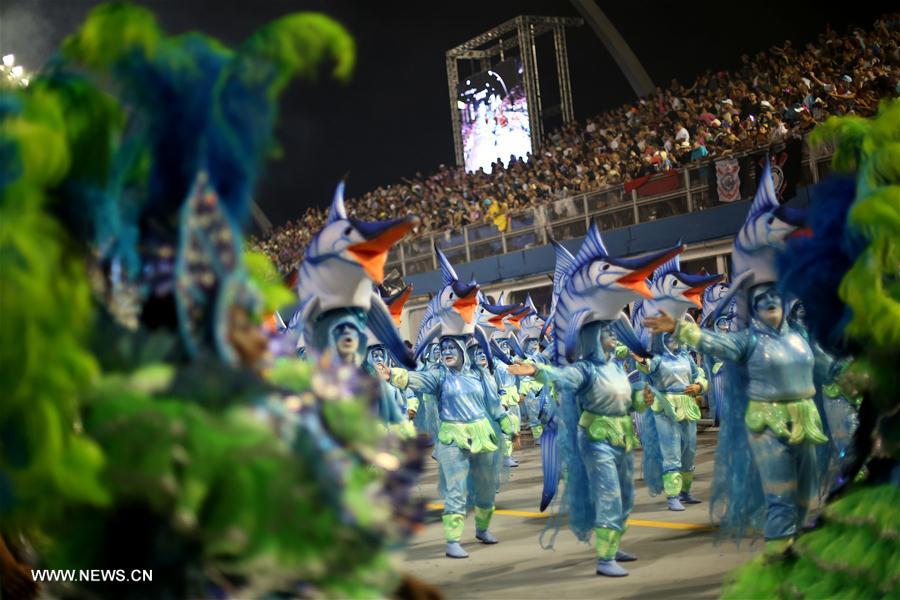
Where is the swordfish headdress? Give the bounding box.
[296,181,418,367]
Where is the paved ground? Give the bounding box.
[398,430,761,599]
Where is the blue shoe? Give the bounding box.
[667,497,686,511]
[615,549,637,562]
[596,559,629,577]
[504,456,519,468]
[680,491,702,504]
[475,529,499,544]
[445,542,469,558]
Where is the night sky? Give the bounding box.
[1,1,889,227]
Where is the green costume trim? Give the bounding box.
[500,384,519,407]
[578,412,639,452]
[518,377,543,397]
[442,513,465,542]
[662,471,683,498]
[406,395,420,412]
[614,344,629,360]
[594,527,622,560]
[474,506,494,531]
[389,368,409,389]
[712,361,724,376]
[763,538,794,556]
[388,420,417,440]
[674,320,703,347]
[681,471,694,493]
[745,399,829,445]
[652,393,702,422]
[438,418,499,454]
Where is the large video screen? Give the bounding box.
[458,59,532,174]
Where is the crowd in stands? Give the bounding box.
[252,15,899,273]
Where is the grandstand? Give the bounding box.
[250,14,898,340]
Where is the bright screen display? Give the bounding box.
[457,59,531,173]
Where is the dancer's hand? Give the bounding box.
[643,384,655,407]
[407,409,417,420]
[507,360,536,376]
[644,310,677,334]
[375,363,391,381]
[512,433,522,450]
[684,383,702,396]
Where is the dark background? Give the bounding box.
[1,1,890,226]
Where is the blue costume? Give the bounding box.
[390,337,513,557]
[636,335,708,508]
[630,254,720,510]
[531,223,683,577]
[531,323,647,572]
[389,250,513,559]
[676,284,829,550]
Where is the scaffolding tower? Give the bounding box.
[446,15,582,167]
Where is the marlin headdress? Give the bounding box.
[380,283,413,328]
[517,294,547,348]
[296,181,417,367]
[630,253,723,352]
[414,248,494,370]
[712,159,809,327]
[474,291,521,336]
[701,279,731,328]
[547,222,684,363]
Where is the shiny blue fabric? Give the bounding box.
[747,429,818,539]
[688,319,818,402]
[436,441,498,515]
[654,414,697,478]
[536,326,639,543]
[577,430,635,532]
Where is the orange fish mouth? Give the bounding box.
[387,286,413,326]
[616,246,685,299]
[488,313,508,328]
[453,291,479,324]
[507,311,528,330]
[684,286,706,309]
[348,219,416,284]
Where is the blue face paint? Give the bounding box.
[333,323,360,343]
[369,347,387,366]
[440,339,463,368]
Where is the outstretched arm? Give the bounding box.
[645,311,749,363]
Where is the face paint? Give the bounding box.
[790,302,807,328]
[600,327,618,353]
[665,335,681,354]
[440,339,463,370]
[752,285,784,329]
[473,347,487,366]
[369,346,387,366]
[333,323,360,361]
[715,316,732,333]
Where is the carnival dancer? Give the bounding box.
[723,101,900,597]
[296,181,418,370]
[700,281,735,425]
[379,250,515,559]
[645,160,829,554]
[509,224,683,577]
[630,256,721,509]
[516,294,549,445]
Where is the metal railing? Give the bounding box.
[387,136,835,277]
